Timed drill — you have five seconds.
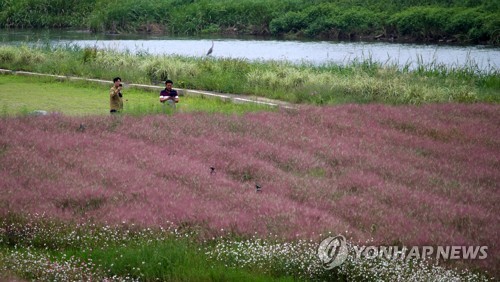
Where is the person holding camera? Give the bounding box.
[159,79,179,109]
[110,77,124,114]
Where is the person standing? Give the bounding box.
[159,79,179,108]
[110,77,123,114]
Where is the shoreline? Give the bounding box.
[1,27,499,48]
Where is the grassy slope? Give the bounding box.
[1,45,498,107]
[0,75,107,115]
[0,76,498,279]
[0,74,273,116]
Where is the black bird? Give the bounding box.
[210,167,216,175]
[77,123,86,132]
[206,41,214,56]
[256,184,262,193]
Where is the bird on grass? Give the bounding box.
[256,184,262,193]
[77,123,86,132]
[206,41,214,56]
[210,166,216,175]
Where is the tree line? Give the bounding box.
[0,0,498,44]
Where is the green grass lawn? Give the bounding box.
[0,74,273,116]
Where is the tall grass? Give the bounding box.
[0,103,498,276]
[0,0,96,28]
[0,45,497,105]
[0,214,296,281]
[1,0,498,44]
[0,213,493,281]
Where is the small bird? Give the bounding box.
[77,123,86,132]
[255,184,262,193]
[206,41,214,56]
[210,166,216,175]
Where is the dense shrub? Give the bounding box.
[484,14,500,44]
[269,11,308,35]
[0,0,95,28]
[389,6,499,43]
[336,8,384,37]
[0,0,498,44]
[88,0,171,33]
[0,46,16,64]
[270,5,384,39]
[388,6,450,41]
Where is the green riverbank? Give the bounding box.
[1,45,498,105]
[0,0,499,45]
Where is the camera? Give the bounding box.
[118,84,123,97]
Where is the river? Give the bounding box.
[1,29,499,73]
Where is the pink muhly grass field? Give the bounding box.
[0,103,498,272]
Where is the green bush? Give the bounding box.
[389,6,498,42]
[271,4,384,39]
[88,0,170,32]
[301,4,340,38]
[446,8,481,34]
[167,0,291,35]
[337,8,384,37]
[0,46,16,64]
[0,0,498,43]
[483,13,500,44]
[389,6,452,40]
[270,11,307,34]
[0,0,95,28]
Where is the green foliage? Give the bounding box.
[269,11,307,34]
[0,46,16,63]
[389,6,500,43]
[0,0,96,28]
[389,6,450,40]
[0,45,46,69]
[336,8,384,38]
[143,55,200,84]
[167,0,291,35]
[0,0,498,44]
[88,0,171,33]
[269,2,496,42]
[483,13,500,44]
[0,214,295,281]
[82,47,97,63]
[0,45,498,106]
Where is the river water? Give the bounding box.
[1,29,499,73]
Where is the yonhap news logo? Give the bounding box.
[317,235,349,269]
[317,235,488,269]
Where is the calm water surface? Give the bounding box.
[1,29,499,72]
